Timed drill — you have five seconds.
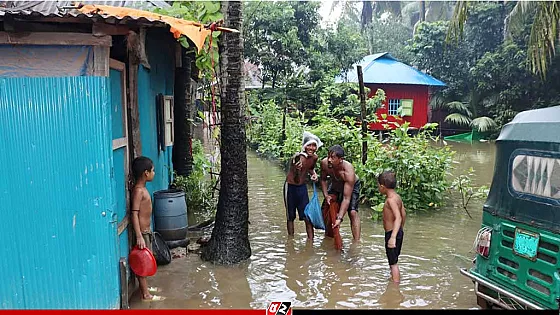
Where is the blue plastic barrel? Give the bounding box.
[153,189,188,241]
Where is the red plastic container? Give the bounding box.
[129,246,157,277]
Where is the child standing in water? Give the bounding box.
[130,156,164,301]
[378,171,406,283]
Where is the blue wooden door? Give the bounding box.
[109,60,132,297]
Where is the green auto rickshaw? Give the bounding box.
[461,106,560,310]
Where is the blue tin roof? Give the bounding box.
[335,52,446,87]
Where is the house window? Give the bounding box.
[388,99,401,116]
[163,96,174,146]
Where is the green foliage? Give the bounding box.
[244,1,322,88]
[154,1,223,79]
[367,88,386,121]
[371,202,384,221]
[451,1,560,77]
[433,100,498,133]
[362,14,414,63]
[408,20,469,100]
[313,83,384,121]
[410,2,560,136]
[469,41,560,136]
[355,122,455,215]
[171,139,218,218]
[246,99,305,161]
[247,87,456,215]
[450,167,489,218]
[308,115,364,164]
[324,20,369,78]
[410,3,505,100]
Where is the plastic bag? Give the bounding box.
[304,183,325,230]
[301,131,323,152]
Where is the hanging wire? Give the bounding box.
[206,23,221,190]
[208,23,219,130]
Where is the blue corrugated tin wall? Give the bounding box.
[0,77,120,309]
[137,29,175,194]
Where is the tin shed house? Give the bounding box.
[337,53,446,130]
[0,1,209,309]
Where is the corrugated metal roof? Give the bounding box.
[0,1,170,24]
[336,52,447,87]
[0,1,213,53]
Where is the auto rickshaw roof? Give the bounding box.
[498,106,560,144]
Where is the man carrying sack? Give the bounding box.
[320,145,362,250]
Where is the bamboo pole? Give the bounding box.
[357,65,368,165]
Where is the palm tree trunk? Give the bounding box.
[201,0,251,264]
[361,1,373,30]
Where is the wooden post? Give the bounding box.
[281,103,287,159]
[128,61,141,157]
[357,65,368,165]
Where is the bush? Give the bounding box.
[247,99,304,163]
[172,139,218,219]
[354,123,455,215]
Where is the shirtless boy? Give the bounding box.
[130,156,163,301]
[320,145,361,241]
[284,132,322,240]
[378,171,406,283]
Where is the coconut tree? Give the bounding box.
[201,0,251,264]
[329,1,404,29]
[448,1,560,78]
[357,1,454,30]
[430,94,497,133]
[401,1,455,31]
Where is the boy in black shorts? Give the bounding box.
[378,171,406,283]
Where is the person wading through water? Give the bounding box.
[320,145,361,242]
[284,131,322,240]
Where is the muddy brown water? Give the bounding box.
[132,141,496,309]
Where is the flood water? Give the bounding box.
[133,140,497,309]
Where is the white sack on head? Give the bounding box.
[301,131,323,152]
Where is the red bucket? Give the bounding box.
[129,246,157,277]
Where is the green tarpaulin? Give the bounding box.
[444,130,486,143]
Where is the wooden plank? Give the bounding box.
[119,258,130,309]
[24,16,93,24]
[93,23,130,36]
[112,137,127,150]
[0,31,112,46]
[117,215,129,235]
[118,61,130,175]
[93,46,110,77]
[110,59,125,72]
[128,61,142,157]
[175,43,182,68]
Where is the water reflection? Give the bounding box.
[447,142,496,186]
[134,136,496,310]
[378,282,405,309]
